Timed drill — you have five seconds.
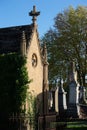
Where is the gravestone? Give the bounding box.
[55,86,58,112]
[55,79,67,118]
[49,86,56,112]
[68,62,79,104]
[58,79,67,112]
[77,86,87,118]
[79,86,86,103]
[67,61,79,118]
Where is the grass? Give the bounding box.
[67,121,87,129]
[50,120,87,129]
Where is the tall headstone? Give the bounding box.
[49,86,56,112]
[58,80,67,111]
[68,61,79,118]
[69,62,79,104]
[58,79,67,117]
[55,86,58,112]
[79,86,86,103]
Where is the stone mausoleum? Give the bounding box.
[0,5,87,130]
[0,6,49,130]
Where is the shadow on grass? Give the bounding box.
[50,120,87,130]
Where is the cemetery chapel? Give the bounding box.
[0,6,87,130]
[0,6,49,114]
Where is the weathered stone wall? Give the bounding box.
[26,29,43,112]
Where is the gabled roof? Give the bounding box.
[0,24,33,54]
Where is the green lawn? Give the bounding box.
[67,121,87,129]
[50,120,87,129]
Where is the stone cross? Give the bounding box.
[29,5,40,25]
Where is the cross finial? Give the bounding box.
[29,5,40,26]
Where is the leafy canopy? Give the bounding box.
[42,6,87,86]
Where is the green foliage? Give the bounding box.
[0,53,29,114]
[42,6,87,86]
[27,92,38,130]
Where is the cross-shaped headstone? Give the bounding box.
[29,5,40,25]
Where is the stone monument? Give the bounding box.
[58,79,67,117]
[68,62,79,104]
[79,86,86,103]
[58,79,67,111]
[68,61,79,118]
[55,85,59,113]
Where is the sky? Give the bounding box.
[0,0,87,38]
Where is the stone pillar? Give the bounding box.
[43,43,49,114]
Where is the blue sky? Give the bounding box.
[0,0,87,37]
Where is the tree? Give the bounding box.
[42,6,87,86]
